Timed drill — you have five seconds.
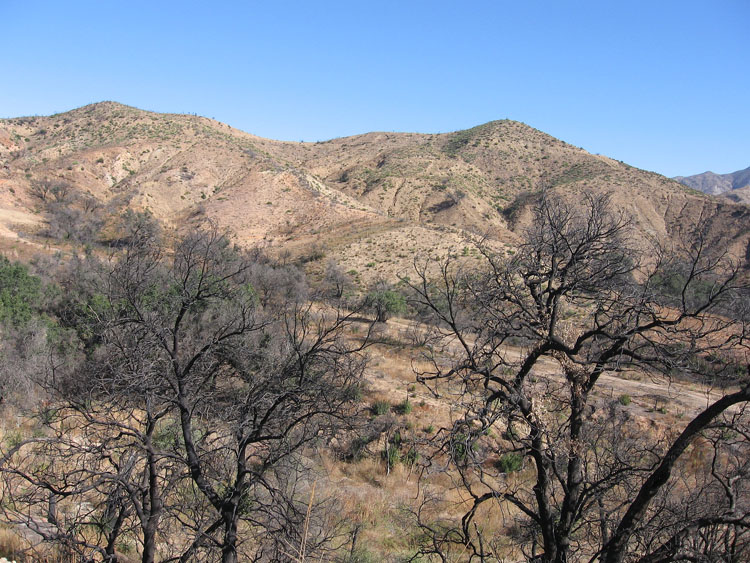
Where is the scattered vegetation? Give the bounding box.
[0,106,749,562]
[496,452,524,473]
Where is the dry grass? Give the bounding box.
[0,526,24,561]
[0,309,744,560]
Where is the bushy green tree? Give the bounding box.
[0,256,42,326]
[365,282,406,322]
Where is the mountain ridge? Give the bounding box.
[1,102,749,279]
[674,166,750,196]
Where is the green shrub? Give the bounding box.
[0,257,42,326]
[348,436,371,461]
[398,399,413,415]
[4,430,23,449]
[346,547,377,563]
[390,430,402,447]
[451,432,477,464]
[345,383,363,401]
[502,422,524,441]
[618,394,631,406]
[497,452,523,473]
[365,285,407,322]
[372,400,390,415]
[385,444,400,469]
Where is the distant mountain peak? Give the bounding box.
[674,166,750,196]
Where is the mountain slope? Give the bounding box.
[1,102,749,278]
[674,166,750,196]
[0,102,386,252]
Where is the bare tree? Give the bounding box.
[1,221,372,562]
[73,222,369,562]
[407,192,750,562]
[29,178,55,202]
[323,259,353,301]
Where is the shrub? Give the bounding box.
[618,394,631,406]
[502,424,521,441]
[497,452,523,473]
[398,398,413,415]
[450,432,477,464]
[345,383,363,401]
[372,400,390,415]
[365,284,407,322]
[385,444,400,469]
[0,257,42,326]
[390,430,402,447]
[346,547,377,563]
[348,436,372,461]
[4,430,23,449]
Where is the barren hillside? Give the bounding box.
[1,102,749,278]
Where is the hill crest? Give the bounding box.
[1,102,748,280]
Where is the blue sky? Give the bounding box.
[1,0,747,177]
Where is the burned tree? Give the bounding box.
[408,192,750,562]
[1,222,372,562]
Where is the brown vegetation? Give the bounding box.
[0,104,749,561]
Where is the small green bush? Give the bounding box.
[385,444,400,469]
[0,257,43,326]
[4,430,23,449]
[502,424,520,441]
[345,383,363,401]
[398,399,413,415]
[618,394,631,406]
[451,432,476,464]
[372,400,390,415]
[365,285,407,322]
[497,452,523,473]
[390,430,402,447]
[348,436,371,461]
[346,547,377,563]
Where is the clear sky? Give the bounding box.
[1,0,747,177]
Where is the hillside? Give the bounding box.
[1,103,749,562]
[1,102,749,278]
